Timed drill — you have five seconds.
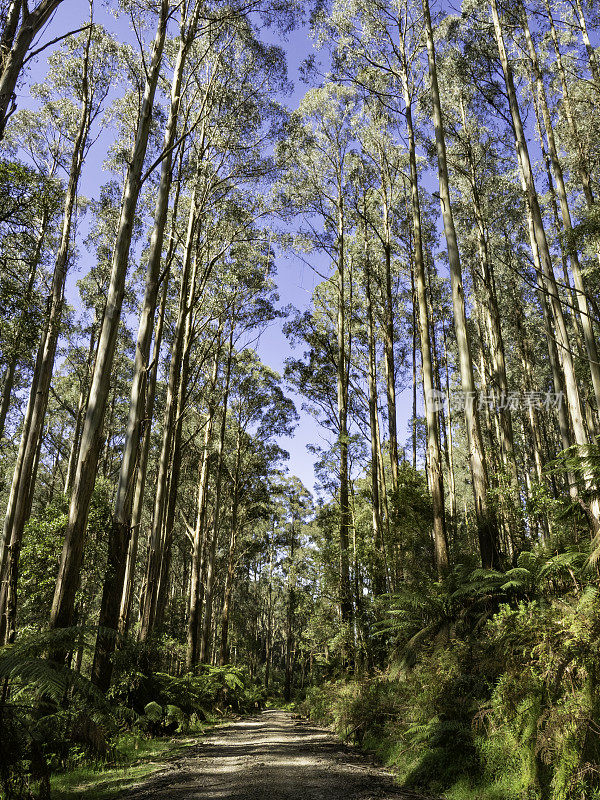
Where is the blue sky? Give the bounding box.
[18,0,415,494]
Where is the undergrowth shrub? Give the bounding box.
[0,628,266,799]
[303,553,600,800]
[108,648,264,734]
[0,627,120,800]
[481,591,600,800]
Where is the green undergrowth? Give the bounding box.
[0,630,266,799]
[303,663,600,800]
[301,559,600,800]
[265,699,300,712]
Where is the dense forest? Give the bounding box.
[1,0,600,798]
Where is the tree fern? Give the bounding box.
[381,549,594,670]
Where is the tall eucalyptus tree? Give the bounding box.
[50,0,174,636]
[279,83,357,630]
[0,21,116,644]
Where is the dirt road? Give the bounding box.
[126,709,420,799]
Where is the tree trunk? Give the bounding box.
[284,520,295,702]
[422,0,499,568]
[91,0,206,689]
[442,325,458,539]
[264,530,273,689]
[522,208,578,498]
[0,323,46,644]
[153,278,198,634]
[380,179,399,492]
[336,195,353,628]
[542,0,595,209]
[0,209,48,443]
[0,2,21,71]
[185,352,219,668]
[374,403,394,590]
[199,323,234,663]
[572,0,600,87]
[514,304,552,541]
[0,359,15,445]
[521,4,600,424]
[459,97,519,495]
[489,0,600,534]
[50,2,170,637]
[218,449,241,666]
[218,524,237,665]
[400,56,449,575]
[0,29,93,644]
[411,265,418,470]
[139,186,199,642]
[118,182,180,637]
[364,239,387,595]
[0,0,66,138]
[64,314,98,496]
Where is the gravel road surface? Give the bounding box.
[124,709,424,800]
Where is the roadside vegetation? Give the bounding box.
[302,548,600,799]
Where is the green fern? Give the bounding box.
[380,549,592,670]
[0,627,109,706]
[0,627,120,800]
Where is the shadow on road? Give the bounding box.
[125,710,419,800]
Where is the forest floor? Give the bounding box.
[117,709,427,800]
